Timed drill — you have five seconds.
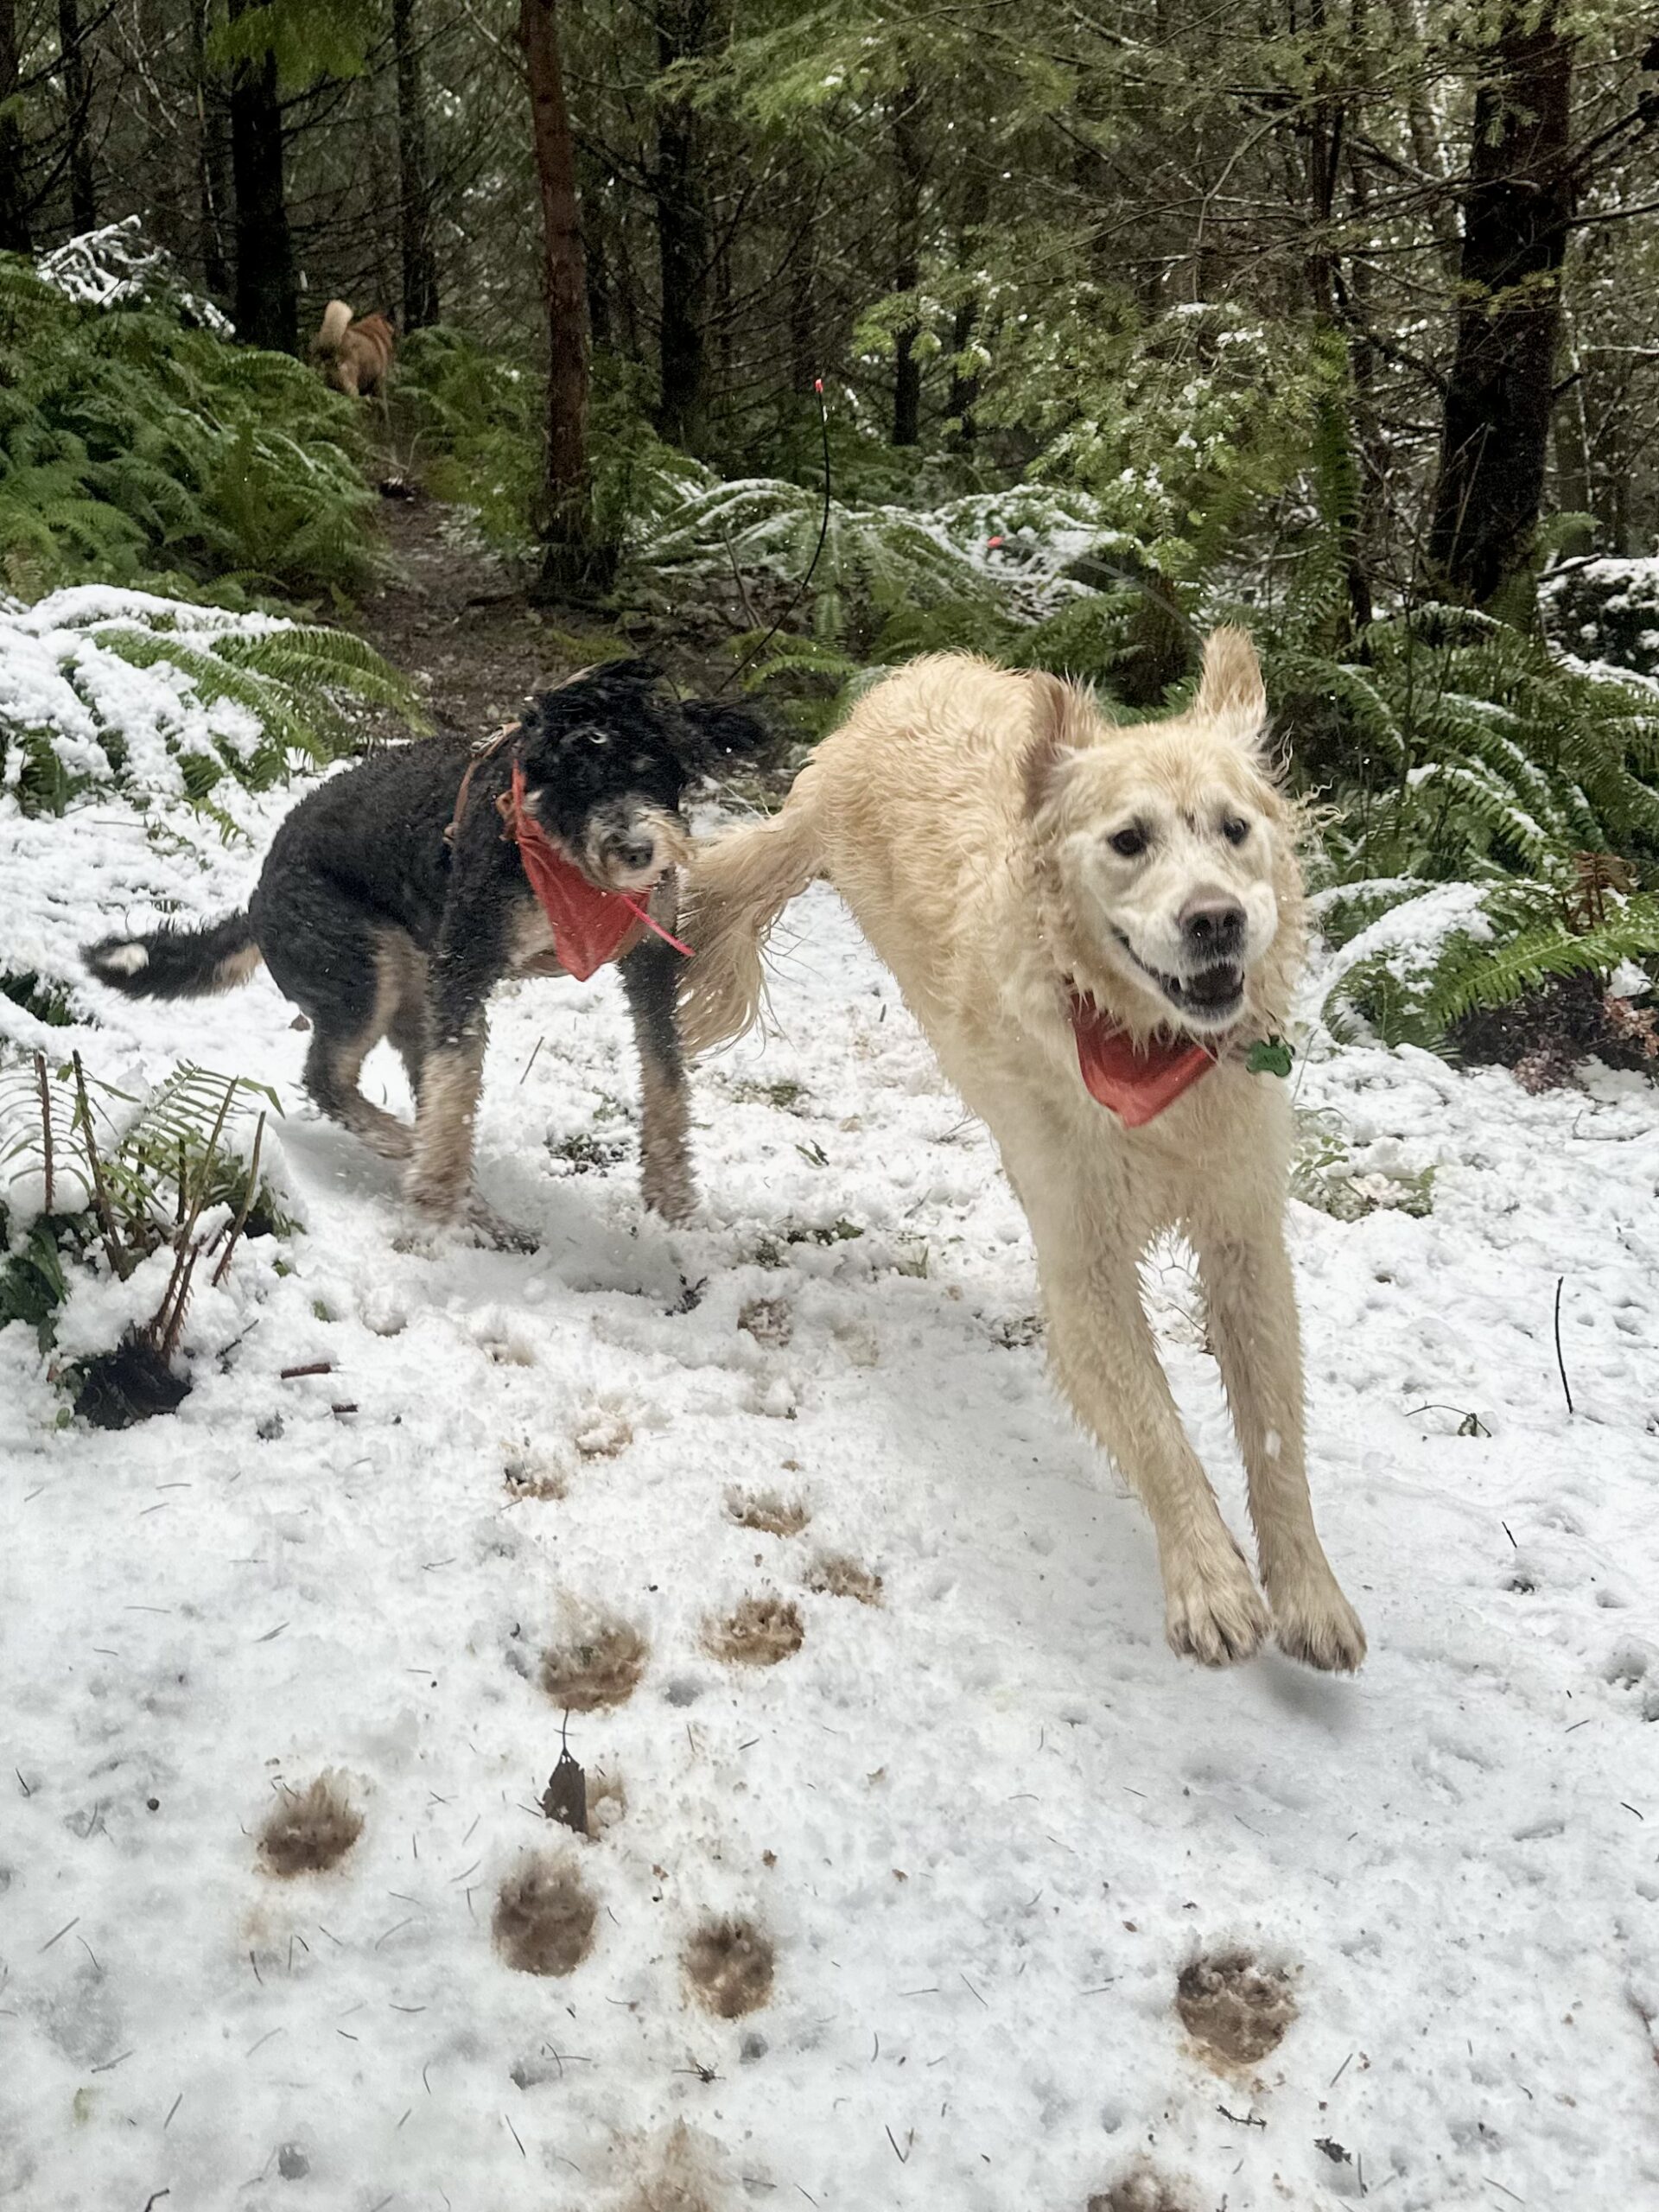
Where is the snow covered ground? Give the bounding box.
[3,774,1659,2212]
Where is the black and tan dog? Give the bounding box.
[86,664,762,1237]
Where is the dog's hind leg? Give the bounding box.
[1192,1217,1366,1672]
[620,922,694,1224]
[384,947,430,1104]
[408,893,505,1223]
[999,1109,1271,1667]
[302,1022,415,1161]
[295,937,417,1161]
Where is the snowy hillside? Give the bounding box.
[3,764,1659,2212]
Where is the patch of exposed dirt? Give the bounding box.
[540,1617,649,1710]
[1175,1948,1298,2069]
[724,1487,810,1538]
[804,1552,883,1605]
[257,1774,363,1877]
[683,1915,775,2018]
[348,488,578,739]
[703,1595,804,1667]
[348,483,797,790]
[493,1853,597,1976]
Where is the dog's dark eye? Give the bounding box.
[585,730,607,748]
[1110,827,1147,858]
[1222,817,1250,846]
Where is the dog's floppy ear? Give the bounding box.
[1022,671,1096,816]
[1193,626,1268,738]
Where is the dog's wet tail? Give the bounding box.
[314,299,353,358]
[84,912,263,1001]
[679,783,823,1056]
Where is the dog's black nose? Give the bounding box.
[616,836,655,872]
[1179,895,1244,954]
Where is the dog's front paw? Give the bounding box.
[405,1162,467,1220]
[1163,1551,1272,1669]
[1268,1567,1367,1674]
[461,1194,541,1254]
[643,1172,696,1227]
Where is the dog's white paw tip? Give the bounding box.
[1274,1600,1368,1675]
[1165,1577,1272,1669]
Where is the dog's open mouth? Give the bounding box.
[1115,934,1245,1029]
[1160,963,1244,1019]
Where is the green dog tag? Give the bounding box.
[1246,1035,1294,1078]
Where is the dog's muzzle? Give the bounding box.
[1113,929,1247,1031]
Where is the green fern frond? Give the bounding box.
[1422,896,1659,1032]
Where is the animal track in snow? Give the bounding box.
[493,1853,597,1976]
[504,1452,568,1501]
[540,1616,649,1709]
[704,1596,804,1667]
[1088,2170,1197,2212]
[257,1773,362,1877]
[739,1295,793,1348]
[803,1551,883,1605]
[1175,1948,1297,2069]
[724,1487,810,1538]
[683,1915,775,2018]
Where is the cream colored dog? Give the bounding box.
[682,632,1365,1672]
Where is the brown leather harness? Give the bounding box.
[443,720,522,853]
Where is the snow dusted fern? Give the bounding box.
[0,587,421,819]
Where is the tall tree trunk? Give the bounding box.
[58,0,98,233]
[890,79,925,448]
[193,0,232,295]
[654,0,718,451]
[393,0,441,328]
[140,0,185,254]
[0,0,30,252]
[518,0,607,595]
[1340,136,1382,632]
[227,0,296,349]
[1426,6,1575,613]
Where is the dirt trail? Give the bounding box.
[348,486,586,736]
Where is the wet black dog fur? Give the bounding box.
[84,662,767,1234]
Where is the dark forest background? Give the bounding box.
[3,2,1659,1060]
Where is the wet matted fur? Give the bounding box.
[681,632,1365,1672]
[86,664,761,1235]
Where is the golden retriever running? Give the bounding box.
[313,300,395,397]
[682,632,1365,1672]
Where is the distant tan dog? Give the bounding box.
[313,300,395,397]
[682,632,1365,1673]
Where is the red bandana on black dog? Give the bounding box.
[502,759,690,982]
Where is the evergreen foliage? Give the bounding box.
[0,257,378,600]
[1,590,421,819]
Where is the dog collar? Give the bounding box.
[1068,993,1219,1126]
[502,760,690,982]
